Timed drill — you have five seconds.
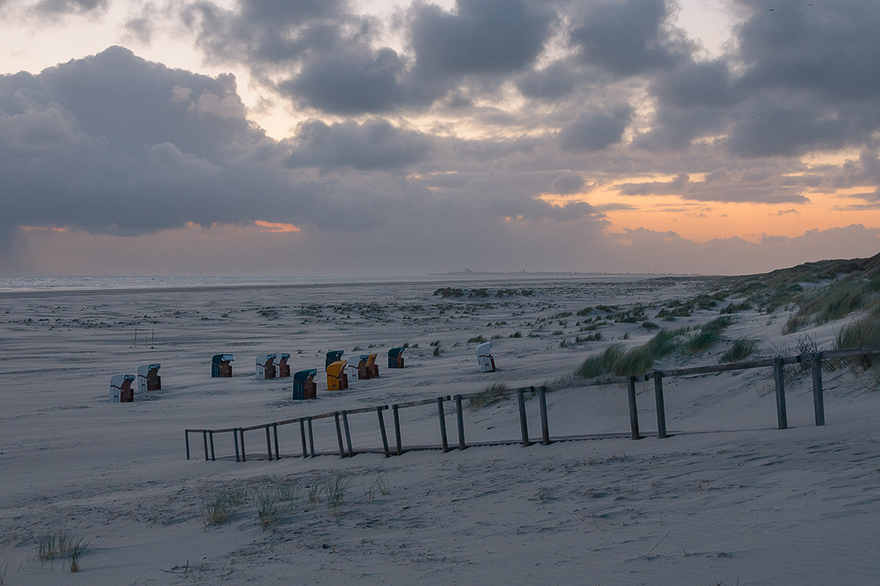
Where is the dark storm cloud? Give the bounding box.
[283,47,409,114]
[409,0,553,76]
[0,47,338,237]
[736,1,880,103]
[569,0,689,77]
[285,119,431,170]
[183,0,348,69]
[558,106,632,151]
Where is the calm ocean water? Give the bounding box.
[0,275,416,292]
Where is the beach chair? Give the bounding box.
[211,354,233,377]
[325,350,344,371]
[293,369,318,400]
[367,353,379,378]
[275,353,291,378]
[347,358,362,382]
[356,354,371,380]
[476,342,496,372]
[388,347,405,368]
[110,374,135,403]
[136,364,161,392]
[256,354,277,380]
[327,360,349,391]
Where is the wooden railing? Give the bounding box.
[184,346,880,462]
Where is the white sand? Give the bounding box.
[1,277,879,585]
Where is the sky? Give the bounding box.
[1,0,879,277]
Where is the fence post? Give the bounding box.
[455,395,466,450]
[539,386,550,445]
[377,407,390,458]
[438,397,449,453]
[811,353,825,426]
[653,371,667,439]
[202,431,209,461]
[334,412,346,458]
[774,357,788,430]
[265,425,273,461]
[209,431,216,461]
[185,432,191,460]
[299,419,309,458]
[233,429,240,462]
[307,417,316,458]
[239,429,245,462]
[342,411,354,457]
[518,388,531,447]
[627,376,641,440]
[273,423,280,460]
[393,404,403,456]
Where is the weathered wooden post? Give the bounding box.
[273,423,280,460]
[299,419,309,458]
[202,430,209,461]
[653,371,667,439]
[377,406,390,458]
[209,431,216,461]
[265,425,273,461]
[334,412,346,458]
[234,429,240,462]
[342,411,354,457]
[539,386,550,445]
[627,376,641,440]
[517,387,531,447]
[455,395,466,450]
[438,397,449,453]
[238,429,245,462]
[811,352,825,426]
[774,357,788,430]
[392,404,403,456]
[307,417,316,458]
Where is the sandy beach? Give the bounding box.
[1,275,879,585]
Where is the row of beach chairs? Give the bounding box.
[110,342,496,403]
[109,364,161,403]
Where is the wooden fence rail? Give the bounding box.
[184,346,880,463]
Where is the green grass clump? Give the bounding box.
[685,316,731,353]
[836,308,880,372]
[467,383,510,409]
[576,326,690,378]
[199,487,249,528]
[783,279,880,333]
[36,530,89,572]
[467,335,486,344]
[720,338,758,363]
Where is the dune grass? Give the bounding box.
[685,316,731,354]
[36,529,89,572]
[783,279,880,333]
[836,308,880,373]
[720,338,758,363]
[467,383,511,409]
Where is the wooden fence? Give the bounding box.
[184,346,880,463]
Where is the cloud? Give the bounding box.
[409,0,553,76]
[285,119,432,170]
[550,174,587,195]
[617,172,809,204]
[558,106,632,151]
[282,47,410,114]
[569,0,689,77]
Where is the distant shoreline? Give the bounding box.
[0,273,709,299]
